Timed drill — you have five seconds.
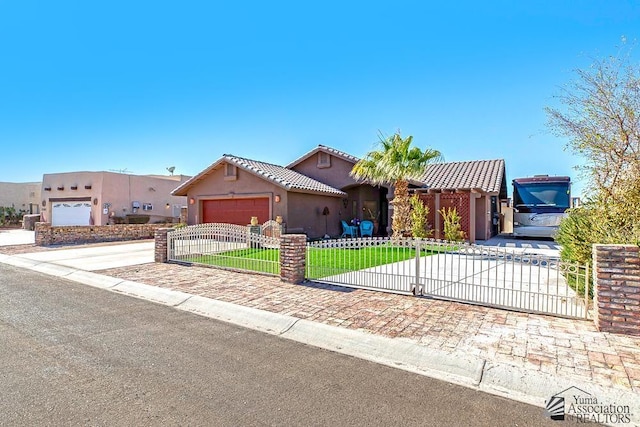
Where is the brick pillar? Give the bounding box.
[34,222,52,246]
[154,227,174,263]
[280,234,306,284]
[593,244,640,336]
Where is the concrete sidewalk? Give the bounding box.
[11,241,154,270]
[1,241,639,425]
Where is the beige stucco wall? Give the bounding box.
[286,192,343,238]
[0,182,42,214]
[185,164,287,225]
[42,172,188,225]
[473,192,501,241]
[290,153,359,190]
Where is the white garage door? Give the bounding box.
[52,202,92,226]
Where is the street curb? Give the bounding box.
[111,281,193,306]
[0,255,43,269]
[174,295,485,388]
[29,262,78,278]
[66,270,125,289]
[177,295,299,335]
[282,318,486,388]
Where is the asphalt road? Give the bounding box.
[0,264,583,426]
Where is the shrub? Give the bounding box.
[556,206,596,267]
[439,207,464,242]
[0,206,25,227]
[410,194,432,238]
[558,199,640,268]
[126,214,151,224]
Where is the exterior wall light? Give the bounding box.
[275,195,281,203]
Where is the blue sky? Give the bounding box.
[1,1,639,197]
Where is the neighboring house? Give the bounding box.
[41,171,190,226]
[0,182,42,214]
[412,159,507,242]
[174,145,507,241]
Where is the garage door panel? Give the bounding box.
[202,198,269,225]
[52,202,92,226]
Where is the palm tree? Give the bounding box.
[350,132,442,238]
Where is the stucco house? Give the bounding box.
[175,145,507,242]
[41,171,189,226]
[0,181,42,214]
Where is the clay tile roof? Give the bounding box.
[172,154,346,197]
[416,159,505,193]
[286,144,360,168]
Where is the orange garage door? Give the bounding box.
[202,198,270,225]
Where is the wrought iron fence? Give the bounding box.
[167,223,280,275]
[306,237,590,319]
[306,237,418,294]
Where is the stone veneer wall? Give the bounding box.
[593,244,640,336]
[22,214,41,231]
[279,234,307,284]
[35,222,168,246]
[154,228,173,263]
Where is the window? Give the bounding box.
[224,163,237,181]
[143,203,153,211]
[317,152,331,168]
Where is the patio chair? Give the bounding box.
[360,220,374,237]
[341,220,358,238]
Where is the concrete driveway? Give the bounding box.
[0,229,35,246]
[318,244,586,319]
[11,241,154,271]
[476,234,560,257]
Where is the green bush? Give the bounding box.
[439,207,464,242]
[410,194,432,238]
[0,206,25,227]
[558,199,640,268]
[556,206,595,267]
[126,214,150,224]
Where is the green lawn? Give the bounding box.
[306,246,418,279]
[187,248,280,275]
[184,243,452,277]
